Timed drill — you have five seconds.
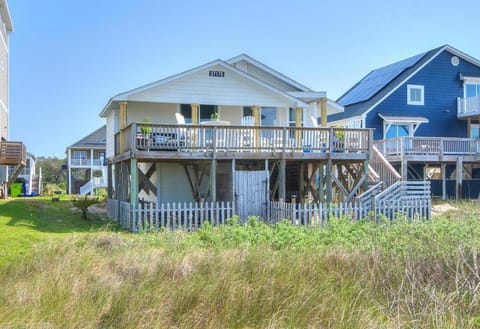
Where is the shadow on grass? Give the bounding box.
[0,198,119,234]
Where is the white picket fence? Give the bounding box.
[269,200,369,225]
[106,180,431,232]
[269,181,431,224]
[130,201,235,232]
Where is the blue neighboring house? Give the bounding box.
[329,45,480,199]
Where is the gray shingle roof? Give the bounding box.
[67,126,106,149]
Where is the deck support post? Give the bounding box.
[326,159,333,204]
[279,158,286,200]
[107,163,113,199]
[156,162,161,204]
[115,162,121,221]
[68,148,72,194]
[232,159,236,204]
[401,158,408,180]
[130,158,138,208]
[210,159,217,203]
[299,162,305,203]
[90,149,94,195]
[319,163,324,202]
[441,163,446,200]
[456,157,463,201]
[363,160,369,192]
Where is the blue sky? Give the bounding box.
[8,0,480,157]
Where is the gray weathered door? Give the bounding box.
[234,170,268,221]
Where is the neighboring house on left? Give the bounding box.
[66,126,107,195]
[11,152,42,195]
[0,0,27,198]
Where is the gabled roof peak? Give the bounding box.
[226,53,312,92]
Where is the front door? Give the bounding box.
[234,170,268,222]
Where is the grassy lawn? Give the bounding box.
[0,197,113,266]
[0,198,479,328]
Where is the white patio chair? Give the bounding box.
[240,116,255,148]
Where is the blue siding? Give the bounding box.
[366,50,480,140]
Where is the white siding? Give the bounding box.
[126,102,178,125]
[244,62,302,92]
[127,64,297,108]
[106,111,115,158]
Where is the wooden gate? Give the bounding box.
[234,170,268,221]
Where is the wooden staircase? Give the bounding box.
[369,144,401,188]
[0,141,27,198]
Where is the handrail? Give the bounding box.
[374,137,480,157]
[370,144,401,188]
[114,123,372,155]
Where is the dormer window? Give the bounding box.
[407,84,424,105]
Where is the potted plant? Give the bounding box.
[210,112,220,121]
[139,117,152,149]
[140,117,152,136]
[333,125,345,152]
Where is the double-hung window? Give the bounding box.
[180,104,218,123]
[407,84,424,105]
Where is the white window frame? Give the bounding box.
[407,84,424,105]
[470,123,480,138]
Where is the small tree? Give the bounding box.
[71,195,101,220]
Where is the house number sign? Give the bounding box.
[209,70,225,77]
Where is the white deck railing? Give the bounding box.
[70,159,106,167]
[458,95,480,118]
[375,137,480,157]
[115,124,371,155]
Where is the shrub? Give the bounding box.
[71,195,102,220]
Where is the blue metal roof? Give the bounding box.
[338,52,428,106]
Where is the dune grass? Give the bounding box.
[0,198,479,328]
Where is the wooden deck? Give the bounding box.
[0,141,26,165]
[374,137,480,163]
[113,123,372,162]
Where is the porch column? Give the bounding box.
[252,105,261,148]
[68,148,72,194]
[320,98,328,127]
[191,103,199,125]
[441,163,446,200]
[119,101,128,153]
[456,157,463,201]
[295,107,303,148]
